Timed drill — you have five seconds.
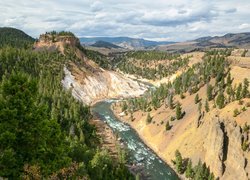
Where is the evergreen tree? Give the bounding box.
[195,94,200,104]
[185,159,194,178]
[146,113,152,124]
[193,160,204,180]
[167,94,174,109]
[208,173,215,180]
[242,78,249,98]
[205,99,210,112]
[226,72,233,85]
[236,83,242,100]
[207,84,213,101]
[175,150,183,174]
[122,102,128,112]
[0,72,70,178]
[198,102,202,114]
[176,103,183,120]
[216,92,225,109]
[166,121,171,131]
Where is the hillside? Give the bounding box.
[91,40,122,49]
[34,32,148,105]
[0,27,34,48]
[112,48,250,179]
[80,36,175,50]
[0,31,137,179]
[156,32,250,53]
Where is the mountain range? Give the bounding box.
[156,32,250,52]
[80,36,175,50]
[80,32,250,52]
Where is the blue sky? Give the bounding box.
[1,0,250,41]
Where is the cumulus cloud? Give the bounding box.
[0,0,249,41]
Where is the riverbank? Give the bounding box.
[92,101,179,179]
[110,103,185,180]
[90,113,119,157]
[91,109,152,179]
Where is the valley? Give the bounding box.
[0,27,250,180]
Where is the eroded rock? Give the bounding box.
[204,118,224,177]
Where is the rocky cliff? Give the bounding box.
[112,83,250,179]
[34,33,148,105]
[62,66,147,105]
[204,118,224,177]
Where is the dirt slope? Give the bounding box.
[112,52,250,179]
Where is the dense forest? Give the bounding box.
[0,27,34,48]
[0,32,134,179]
[117,50,189,80]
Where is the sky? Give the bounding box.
[1,0,250,41]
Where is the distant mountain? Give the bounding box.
[0,27,35,48]
[193,32,250,48]
[80,36,175,50]
[91,40,122,49]
[156,32,250,53]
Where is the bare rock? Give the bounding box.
[204,118,224,177]
[222,125,247,180]
[62,67,148,105]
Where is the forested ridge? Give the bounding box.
[117,50,189,80]
[0,42,134,178]
[0,27,35,48]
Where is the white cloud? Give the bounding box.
[239,23,250,30]
[0,0,249,41]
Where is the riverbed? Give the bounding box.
[92,100,178,180]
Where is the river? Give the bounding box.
[92,100,179,180]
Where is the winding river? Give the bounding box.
[92,100,178,180]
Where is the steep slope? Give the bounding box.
[0,27,34,48]
[112,49,250,179]
[34,33,148,105]
[0,35,134,179]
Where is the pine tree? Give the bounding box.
[175,150,183,174]
[226,72,232,85]
[185,159,194,178]
[242,78,249,98]
[205,99,210,112]
[0,72,70,177]
[208,173,215,180]
[176,103,183,120]
[207,84,213,101]
[195,94,200,104]
[216,92,225,109]
[166,121,171,131]
[167,94,174,109]
[236,83,242,100]
[233,108,240,117]
[193,160,203,180]
[121,102,128,112]
[198,102,202,114]
[146,113,152,124]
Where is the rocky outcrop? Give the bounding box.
[62,67,148,105]
[204,118,224,177]
[34,34,80,53]
[222,123,247,180]
[203,118,248,179]
[38,34,80,46]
